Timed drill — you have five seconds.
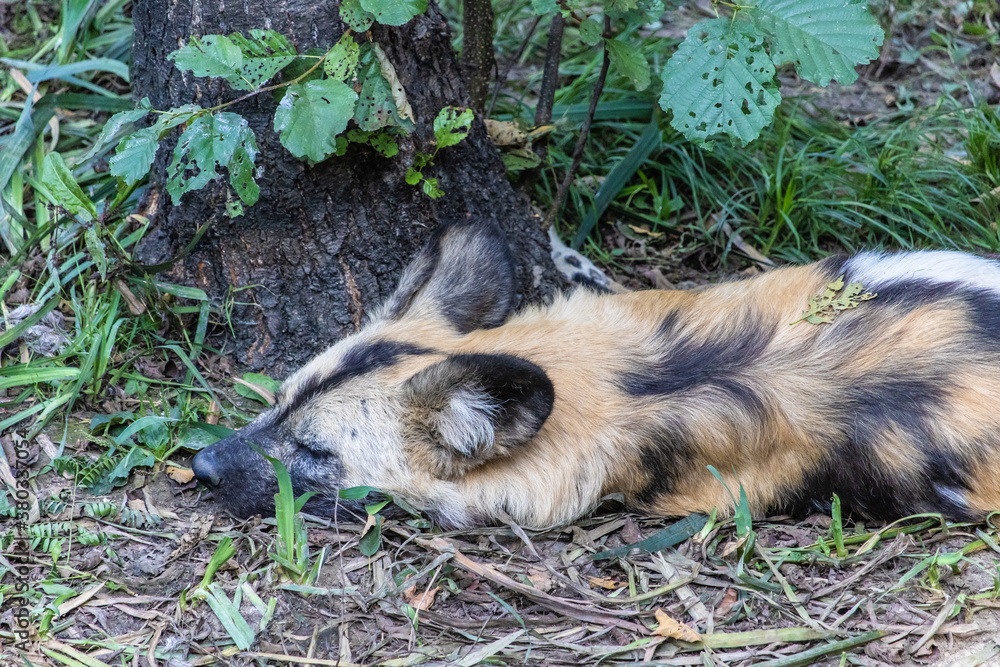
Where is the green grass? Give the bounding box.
[478,0,1000,265]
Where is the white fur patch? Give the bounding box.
[437,388,499,455]
[549,226,611,289]
[934,484,967,512]
[845,251,1000,295]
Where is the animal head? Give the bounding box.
[191,221,555,525]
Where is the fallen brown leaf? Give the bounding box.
[714,588,739,618]
[403,583,441,611]
[166,465,195,484]
[484,119,528,146]
[652,609,701,642]
[587,575,627,590]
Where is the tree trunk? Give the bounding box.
[130,0,560,377]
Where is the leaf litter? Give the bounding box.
[6,432,1000,666]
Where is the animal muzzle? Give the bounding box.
[190,430,280,517]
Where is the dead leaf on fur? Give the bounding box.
[587,575,627,590]
[403,582,441,611]
[652,609,701,641]
[166,465,195,484]
[790,275,876,325]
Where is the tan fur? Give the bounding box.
[195,237,1000,528]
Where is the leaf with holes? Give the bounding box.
[579,18,603,46]
[748,0,883,86]
[340,0,376,31]
[359,0,427,26]
[433,107,474,149]
[325,33,360,82]
[166,112,258,204]
[228,129,260,205]
[354,45,412,132]
[274,80,358,162]
[169,31,296,91]
[660,19,781,146]
[606,38,650,92]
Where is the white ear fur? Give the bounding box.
[435,387,501,456]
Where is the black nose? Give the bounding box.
[192,448,222,487]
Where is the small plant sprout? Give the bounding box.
[253,445,327,585]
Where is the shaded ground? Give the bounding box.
[6,428,1000,665]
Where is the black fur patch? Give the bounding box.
[847,279,1000,352]
[817,253,849,281]
[779,373,971,520]
[621,310,774,416]
[275,341,432,423]
[633,420,697,504]
[405,352,555,452]
[383,219,518,333]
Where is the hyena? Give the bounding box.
[192,219,1000,529]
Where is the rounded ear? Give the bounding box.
[376,219,517,333]
[402,353,554,479]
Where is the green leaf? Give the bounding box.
[113,415,177,445]
[26,58,131,85]
[109,126,159,186]
[40,153,97,219]
[169,31,296,91]
[579,18,604,46]
[354,46,412,132]
[530,0,558,14]
[91,411,135,434]
[166,112,258,204]
[84,99,151,160]
[339,486,380,500]
[592,514,708,560]
[501,150,542,171]
[359,0,427,26]
[340,0,376,31]
[325,33,360,81]
[605,38,650,92]
[335,135,350,156]
[422,178,444,199]
[85,227,107,280]
[405,167,422,185]
[89,447,154,494]
[274,80,358,162]
[748,0,884,86]
[660,19,781,146]
[433,107,474,149]
[235,372,281,403]
[228,129,260,205]
[201,584,256,650]
[368,131,400,157]
[359,515,383,556]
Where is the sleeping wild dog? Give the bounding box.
[192,219,1000,529]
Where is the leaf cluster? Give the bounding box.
[527,0,884,146]
[791,275,877,325]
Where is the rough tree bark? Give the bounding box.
[461,0,496,112]
[130,0,560,377]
